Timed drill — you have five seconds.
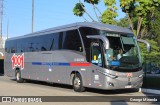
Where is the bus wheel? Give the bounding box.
[72,73,85,92]
[16,70,24,83]
[134,88,140,92]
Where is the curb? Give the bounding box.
[139,88,160,95]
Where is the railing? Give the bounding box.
[143,56,160,89]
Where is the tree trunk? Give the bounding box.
[89,1,100,22]
[140,27,147,39]
[137,17,143,37]
[95,6,102,16]
[93,7,100,22]
[126,13,134,34]
[82,16,88,22]
[79,0,95,22]
[90,2,102,15]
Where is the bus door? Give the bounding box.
[90,41,105,87]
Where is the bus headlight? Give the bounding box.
[138,74,143,78]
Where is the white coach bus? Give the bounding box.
[4,22,150,92]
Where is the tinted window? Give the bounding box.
[52,33,60,50]
[28,33,59,52]
[5,40,17,53]
[6,33,60,53]
[79,27,100,61]
[62,30,83,52]
[6,30,83,53]
[79,27,99,48]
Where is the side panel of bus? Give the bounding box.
[4,28,95,88]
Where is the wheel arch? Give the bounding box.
[15,67,21,76]
[70,70,85,85]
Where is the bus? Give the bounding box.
[4,22,150,92]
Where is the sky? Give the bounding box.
[2,0,125,37]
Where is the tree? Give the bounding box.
[73,3,85,17]
[118,6,160,65]
[102,0,118,24]
[73,2,95,21]
[84,0,102,21]
[120,0,160,37]
[116,16,129,28]
[139,40,160,66]
[73,0,118,24]
[147,7,160,45]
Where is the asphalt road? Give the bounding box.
[0,76,159,105]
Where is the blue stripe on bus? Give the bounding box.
[32,62,42,65]
[56,63,70,66]
[32,62,70,66]
[32,62,91,67]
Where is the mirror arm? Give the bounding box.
[87,35,109,49]
[137,39,151,53]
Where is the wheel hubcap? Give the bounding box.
[16,73,20,80]
[74,77,81,88]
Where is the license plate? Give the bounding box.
[125,85,132,88]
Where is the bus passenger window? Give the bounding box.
[11,48,16,53]
[62,30,83,52]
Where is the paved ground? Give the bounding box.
[0,76,159,105]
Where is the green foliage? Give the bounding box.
[120,0,160,16]
[102,0,118,24]
[102,9,118,25]
[116,16,129,28]
[73,3,85,17]
[104,0,116,8]
[148,7,160,44]
[135,0,159,17]
[120,0,135,13]
[120,0,160,36]
[73,0,118,23]
[84,0,100,5]
[138,39,160,65]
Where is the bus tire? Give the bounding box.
[16,70,24,83]
[134,88,140,92]
[72,73,85,92]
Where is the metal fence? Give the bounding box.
[143,56,160,74]
[143,56,160,89]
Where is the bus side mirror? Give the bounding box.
[137,39,151,53]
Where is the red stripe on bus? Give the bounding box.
[70,62,91,67]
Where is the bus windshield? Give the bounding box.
[102,32,142,71]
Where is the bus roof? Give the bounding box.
[7,22,133,41]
